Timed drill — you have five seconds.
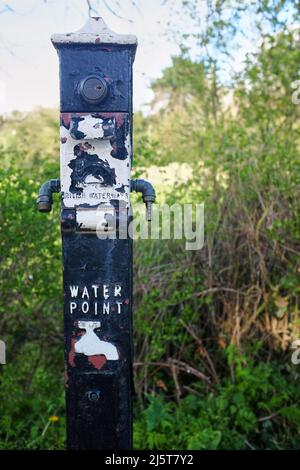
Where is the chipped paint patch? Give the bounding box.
[70,115,115,140]
[88,355,107,370]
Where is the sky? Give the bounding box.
[0,0,291,116]
[0,0,183,114]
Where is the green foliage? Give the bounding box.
[134,352,300,450]
[0,343,65,449]
[0,109,59,170]
[0,160,62,354]
[0,150,64,448]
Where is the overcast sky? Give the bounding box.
[0,0,183,114]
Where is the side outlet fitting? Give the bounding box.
[37,179,61,213]
[131,179,156,221]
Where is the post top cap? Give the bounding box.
[51,16,137,46]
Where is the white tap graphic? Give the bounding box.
[75,321,119,360]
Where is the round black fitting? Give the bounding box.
[79,75,108,104]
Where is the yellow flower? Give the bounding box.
[49,415,59,423]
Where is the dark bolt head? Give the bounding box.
[86,390,101,402]
[79,75,108,104]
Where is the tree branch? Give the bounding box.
[102,0,133,22]
[86,0,97,17]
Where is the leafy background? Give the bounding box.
[0,0,300,450]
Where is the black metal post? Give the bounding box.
[53,17,137,450]
[37,16,155,450]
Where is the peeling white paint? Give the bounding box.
[75,321,119,360]
[74,115,114,140]
[60,114,131,209]
[51,17,137,46]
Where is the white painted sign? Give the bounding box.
[75,321,119,360]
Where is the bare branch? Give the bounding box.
[134,358,216,391]
[102,0,133,22]
[0,4,14,15]
[86,0,97,17]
